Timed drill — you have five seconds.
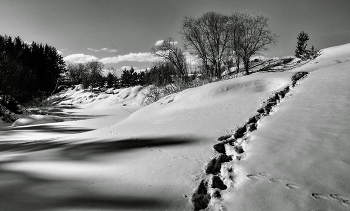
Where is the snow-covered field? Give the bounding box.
[0,43,349,211]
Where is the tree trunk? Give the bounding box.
[244,59,250,75]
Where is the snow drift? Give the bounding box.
[12,115,64,127]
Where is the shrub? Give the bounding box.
[142,85,164,105]
[0,94,30,122]
[282,57,294,64]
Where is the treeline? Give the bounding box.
[66,61,196,89]
[0,35,65,101]
[120,62,196,87]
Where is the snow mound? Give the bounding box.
[12,115,63,127]
[57,85,147,108]
[108,86,146,105]
[320,42,350,58]
[290,43,350,73]
[164,73,290,110]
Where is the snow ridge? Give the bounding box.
[191,71,309,210]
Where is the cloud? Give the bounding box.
[57,49,67,55]
[101,48,118,52]
[155,40,164,46]
[155,40,178,46]
[87,48,101,52]
[64,52,158,65]
[99,52,158,64]
[63,53,99,63]
[88,47,118,53]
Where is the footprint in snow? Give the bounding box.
[343,199,350,206]
[258,172,269,177]
[330,193,345,201]
[247,172,269,180]
[285,183,299,189]
[330,194,350,205]
[268,178,281,183]
[311,193,327,199]
[246,174,260,180]
[247,172,270,179]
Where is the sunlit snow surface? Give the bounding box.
[0,43,349,210]
[222,44,350,211]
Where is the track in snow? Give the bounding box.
[191,71,309,210]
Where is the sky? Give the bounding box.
[1,0,350,73]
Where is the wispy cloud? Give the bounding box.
[63,53,98,63]
[87,47,118,53]
[87,48,101,52]
[99,52,158,64]
[101,48,118,52]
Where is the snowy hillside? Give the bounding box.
[0,43,349,211]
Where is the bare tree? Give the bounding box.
[152,38,188,78]
[233,13,277,75]
[227,13,244,73]
[85,61,104,90]
[181,12,232,79]
[66,63,87,83]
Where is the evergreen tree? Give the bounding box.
[0,34,65,101]
[295,31,309,58]
[106,72,115,88]
[120,67,137,87]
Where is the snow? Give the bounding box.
[0,43,350,210]
[12,115,64,126]
[221,50,350,211]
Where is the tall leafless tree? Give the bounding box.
[85,61,104,90]
[181,12,277,77]
[151,38,188,78]
[181,12,231,79]
[233,13,277,75]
